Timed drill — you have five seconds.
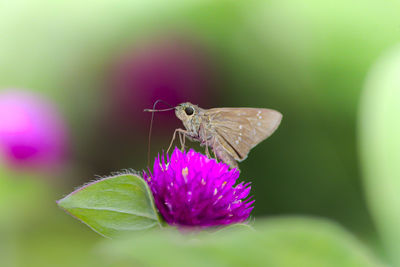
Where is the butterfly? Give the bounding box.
[166,102,282,169]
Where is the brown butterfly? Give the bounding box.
[162,102,282,169]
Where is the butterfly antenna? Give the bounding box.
[145,100,176,167]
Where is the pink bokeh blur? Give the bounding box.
[0,90,69,171]
[108,35,221,135]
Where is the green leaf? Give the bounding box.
[94,217,382,267]
[57,174,161,237]
[359,44,400,265]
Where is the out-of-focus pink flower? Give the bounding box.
[0,90,69,170]
[109,35,221,133]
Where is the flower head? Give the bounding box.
[143,148,254,228]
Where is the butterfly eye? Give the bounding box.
[184,106,194,116]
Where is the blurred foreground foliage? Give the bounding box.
[359,44,400,266]
[94,217,382,267]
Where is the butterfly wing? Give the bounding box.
[206,108,282,161]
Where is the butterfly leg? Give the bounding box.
[178,131,184,150]
[204,134,211,158]
[181,131,187,151]
[199,126,212,158]
[205,141,210,158]
[167,128,190,153]
[211,137,220,161]
[178,131,188,151]
[206,137,219,160]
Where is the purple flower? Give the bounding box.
[0,90,69,170]
[143,148,254,228]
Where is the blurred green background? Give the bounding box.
[1,0,400,266]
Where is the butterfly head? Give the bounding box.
[175,102,201,132]
[175,102,198,119]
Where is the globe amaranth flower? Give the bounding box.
[143,148,254,227]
